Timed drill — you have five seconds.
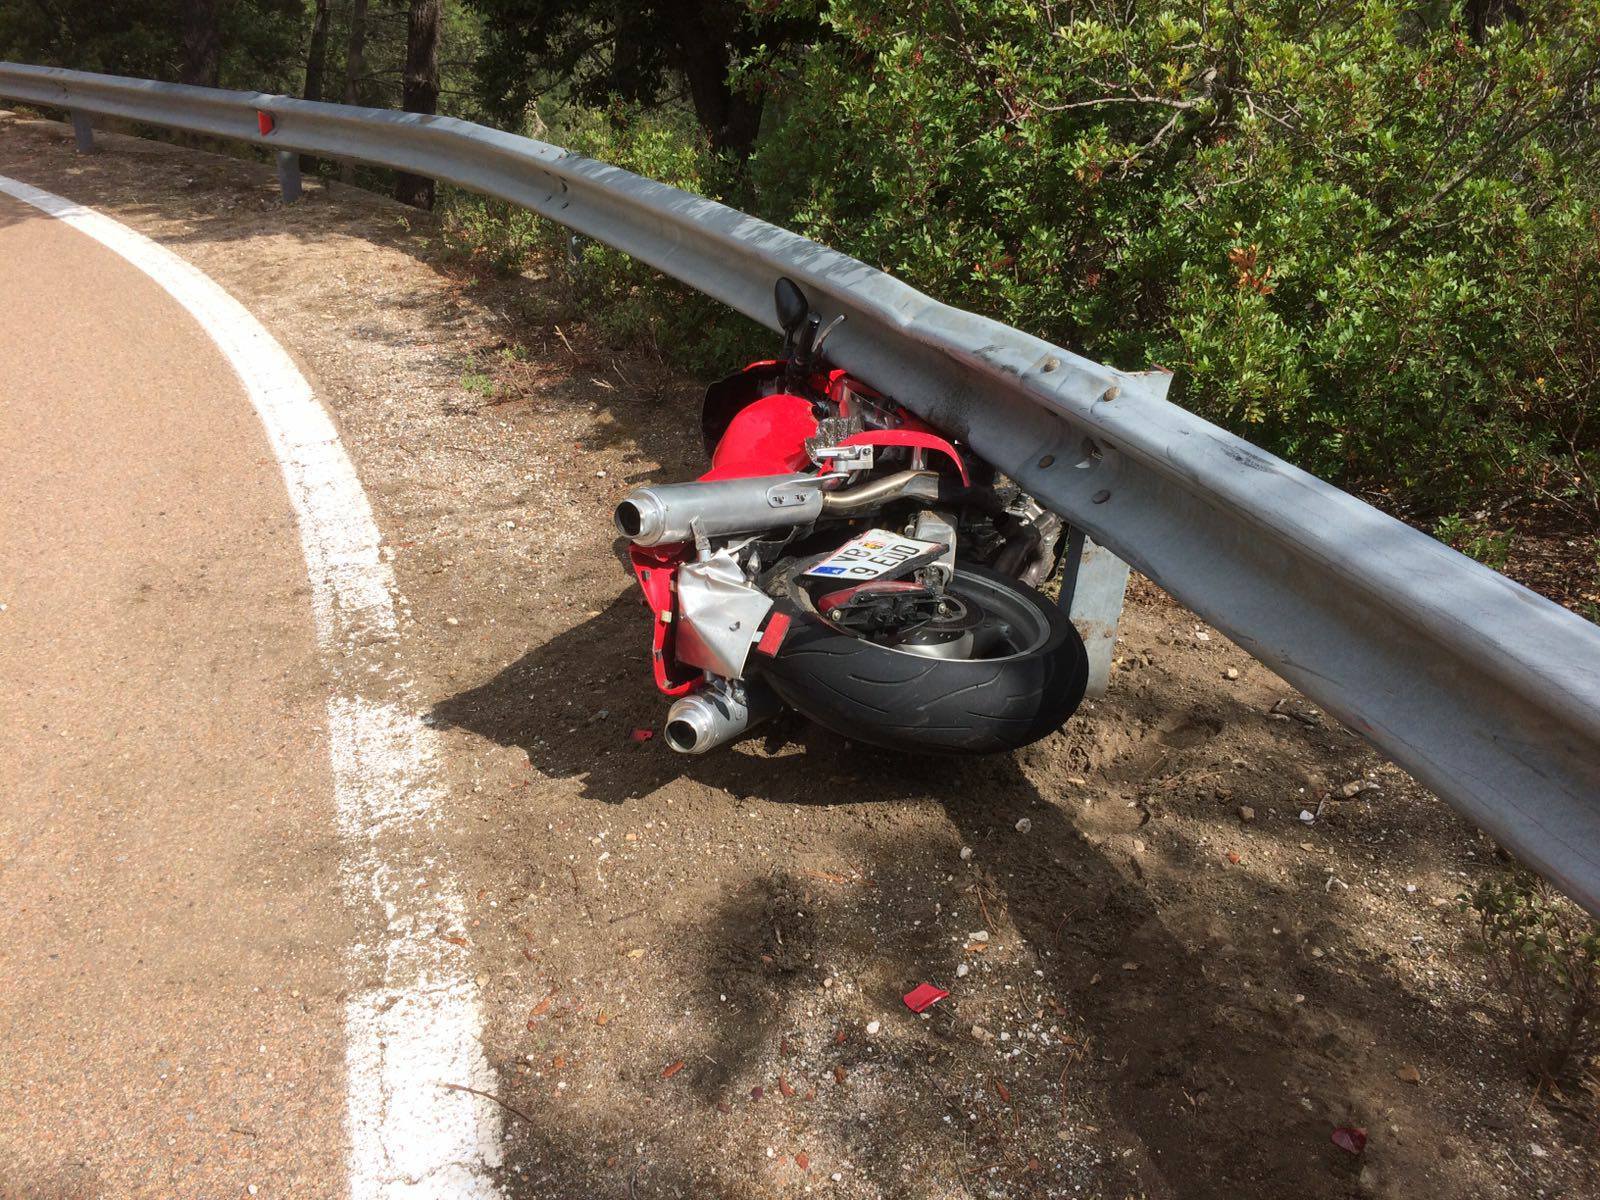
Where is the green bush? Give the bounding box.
[744,0,1600,522]
[1432,513,1514,568]
[1465,871,1600,1083]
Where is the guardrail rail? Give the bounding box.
[3,61,1597,913]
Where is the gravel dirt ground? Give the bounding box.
[1,112,1595,1199]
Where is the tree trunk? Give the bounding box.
[338,0,368,183]
[1465,0,1525,42]
[181,0,222,88]
[303,0,332,101]
[672,14,763,160]
[300,0,333,171]
[394,0,441,210]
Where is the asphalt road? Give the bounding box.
[0,190,352,1196]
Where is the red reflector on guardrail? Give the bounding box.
[257,110,275,136]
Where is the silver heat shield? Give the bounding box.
[673,549,775,680]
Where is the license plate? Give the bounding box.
[804,529,946,580]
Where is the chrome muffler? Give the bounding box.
[615,470,945,548]
[615,474,824,547]
[663,681,779,754]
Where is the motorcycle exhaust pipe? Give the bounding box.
[615,474,824,547]
[663,682,779,755]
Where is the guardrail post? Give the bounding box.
[1060,530,1130,698]
[274,150,301,203]
[70,110,94,152]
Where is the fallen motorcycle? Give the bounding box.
[614,278,1089,755]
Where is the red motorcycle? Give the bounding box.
[615,278,1088,755]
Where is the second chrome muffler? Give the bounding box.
[663,681,779,754]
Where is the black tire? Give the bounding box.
[757,560,1088,755]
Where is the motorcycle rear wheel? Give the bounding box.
[759,560,1088,755]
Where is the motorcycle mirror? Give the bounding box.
[774,277,810,337]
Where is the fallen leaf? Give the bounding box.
[528,991,556,1019]
[606,1155,620,1168]
[833,1065,847,1085]
[1226,851,1242,865]
[660,1060,685,1080]
[629,728,654,742]
[595,1012,610,1026]
[1121,961,1140,972]
[750,1085,765,1101]
[552,1055,566,1070]
[627,948,646,959]
[439,933,468,947]
[833,1028,847,1045]
[795,1151,810,1171]
[1395,1065,1421,1085]
[1331,1126,1368,1154]
[993,1078,1012,1104]
[778,1076,795,1098]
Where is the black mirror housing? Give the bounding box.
[774,277,810,337]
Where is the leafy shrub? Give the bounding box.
[440,193,550,275]
[1432,513,1514,568]
[442,102,769,373]
[741,0,1600,523]
[1465,871,1600,1083]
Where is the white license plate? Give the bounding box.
[804,529,945,580]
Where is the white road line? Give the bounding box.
[0,175,504,1199]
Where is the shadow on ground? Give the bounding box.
[429,604,1432,1199]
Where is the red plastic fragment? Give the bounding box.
[256,110,276,135]
[628,544,697,696]
[629,728,654,742]
[1331,1126,1368,1155]
[755,611,792,657]
[902,983,949,1013]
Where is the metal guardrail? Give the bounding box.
[3,62,1598,913]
